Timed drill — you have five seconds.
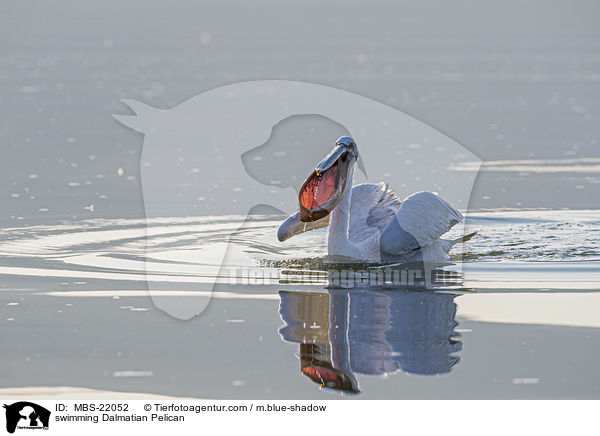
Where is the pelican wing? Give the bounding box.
[379,191,463,256]
[348,183,401,243]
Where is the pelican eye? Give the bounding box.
[348,142,355,150]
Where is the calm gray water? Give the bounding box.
[1,0,600,399]
[2,0,600,225]
[1,211,599,399]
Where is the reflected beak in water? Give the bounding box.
[301,365,360,393]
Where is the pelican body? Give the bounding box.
[278,136,475,262]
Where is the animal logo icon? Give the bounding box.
[3,402,50,434]
[114,80,481,320]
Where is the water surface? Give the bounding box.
[1,209,599,398]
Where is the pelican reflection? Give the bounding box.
[278,287,462,394]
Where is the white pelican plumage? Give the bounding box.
[277,136,476,262]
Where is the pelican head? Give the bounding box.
[277,136,358,242]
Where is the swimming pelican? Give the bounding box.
[277,136,476,262]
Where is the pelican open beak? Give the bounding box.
[277,137,358,242]
[297,142,356,222]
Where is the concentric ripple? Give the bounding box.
[0,210,598,292]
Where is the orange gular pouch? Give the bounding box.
[298,161,339,222]
[301,364,358,393]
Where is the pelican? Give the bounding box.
[277,136,476,262]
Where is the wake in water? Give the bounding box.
[0,210,597,291]
[459,210,600,261]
